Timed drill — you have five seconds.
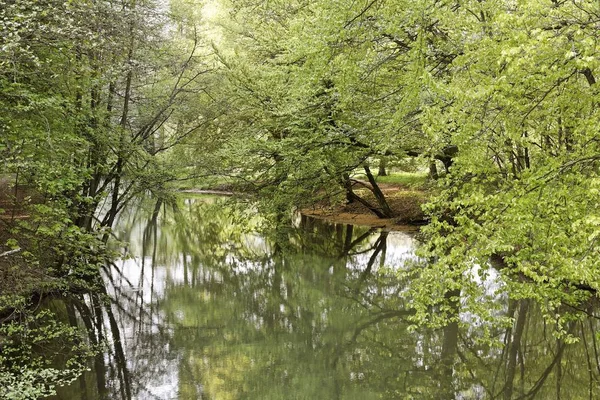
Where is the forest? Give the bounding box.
[1,0,600,398]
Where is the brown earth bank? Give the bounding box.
[301,181,429,232]
[180,179,431,232]
[0,176,43,220]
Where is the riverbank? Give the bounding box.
[301,181,428,231]
[179,173,432,231]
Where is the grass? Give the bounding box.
[375,171,429,188]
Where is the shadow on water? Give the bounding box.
[48,196,600,399]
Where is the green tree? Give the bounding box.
[0,0,217,395]
[414,0,600,329]
[204,0,451,220]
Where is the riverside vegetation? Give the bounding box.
[1,0,600,398]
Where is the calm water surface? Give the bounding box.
[53,197,600,399]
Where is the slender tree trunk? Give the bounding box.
[429,161,439,179]
[342,173,387,218]
[378,158,388,176]
[342,173,355,203]
[364,165,393,218]
[104,10,136,231]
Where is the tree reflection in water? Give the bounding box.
[50,197,600,399]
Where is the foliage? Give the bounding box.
[0,0,218,393]
[0,310,95,399]
[205,0,600,334]
[411,0,600,331]
[3,0,600,393]
[196,0,442,220]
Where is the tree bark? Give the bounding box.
[364,165,393,218]
[429,161,439,179]
[378,158,388,176]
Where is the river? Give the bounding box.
[50,196,600,399]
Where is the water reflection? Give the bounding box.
[53,197,600,399]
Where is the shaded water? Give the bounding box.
[53,197,600,399]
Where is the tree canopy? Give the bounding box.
[198,0,600,328]
[2,0,600,396]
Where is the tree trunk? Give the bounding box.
[341,172,387,218]
[378,158,388,176]
[364,165,393,218]
[429,161,439,179]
